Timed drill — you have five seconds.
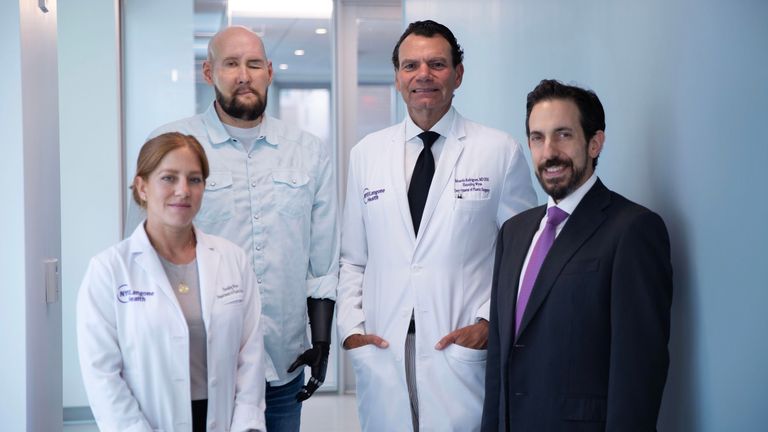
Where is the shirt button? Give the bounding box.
[209,181,216,187]
[257,278,263,284]
[291,178,297,184]
[255,245,262,251]
[247,153,253,159]
[251,181,257,187]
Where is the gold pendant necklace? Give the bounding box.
[177,282,190,294]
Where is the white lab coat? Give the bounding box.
[77,224,266,432]
[337,110,537,432]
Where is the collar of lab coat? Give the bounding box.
[389,108,467,244]
[128,222,220,330]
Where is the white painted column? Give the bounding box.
[0,0,62,430]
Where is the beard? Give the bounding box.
[215,86,268,122]
[535,155,588,201]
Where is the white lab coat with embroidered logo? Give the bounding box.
[77,224,266,432]
[338,109,537,432]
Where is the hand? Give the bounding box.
[343,333,389,350]
[287,342,330,402]
[434,320,489,350]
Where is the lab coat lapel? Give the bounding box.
[517,181,610,338]
[194,228,220,330]
[415,117,465,244]
[389,122,417,244]
[130,224,179,310]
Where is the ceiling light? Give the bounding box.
[229,0,333,19]
[279,64,289,70]
[294,49,305,56]
[315,28,328,35]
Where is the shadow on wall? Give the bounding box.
[658,206,700,431]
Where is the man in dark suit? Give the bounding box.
[481,79,673,431]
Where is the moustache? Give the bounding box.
[539,157,572,170]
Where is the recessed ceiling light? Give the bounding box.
[315,28,328,35]
[294,49,305,56]
[279,64,289,70]
[229,0,333,19]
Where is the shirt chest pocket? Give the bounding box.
[197,171,235,223]
[272,169,311,218]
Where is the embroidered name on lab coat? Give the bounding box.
[217,284,244,304]
[454,176,491,199]
[363,187,386,205]
[117,284,155,304]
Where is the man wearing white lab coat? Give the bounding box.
[337,20,537,432]
[78,225,266,432]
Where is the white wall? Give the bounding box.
[59,0,123,410]
[123,0,196,197]
[0,1,29,427]
[0,0,62,430]
[405,0,768,429]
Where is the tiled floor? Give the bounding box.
[63,394,361,432]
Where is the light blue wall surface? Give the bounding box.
[59,0,122,409]
[406,0,768,429]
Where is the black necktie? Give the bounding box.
[408,131,440,235]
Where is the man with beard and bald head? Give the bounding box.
[126,26,339,432]
[481,79,673,431]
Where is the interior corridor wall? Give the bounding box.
[0,1,62,430]
[59,0,122,411]
[405,0,768,430]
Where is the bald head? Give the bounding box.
[203,26,273,127]
[207,26,267,63]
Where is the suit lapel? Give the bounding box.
[195,229,220,330]
[517,180,611,338]
[389,122,417,244]
[499,207,546,351]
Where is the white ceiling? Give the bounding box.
[193,0,402,85]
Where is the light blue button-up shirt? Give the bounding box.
[128,103,339,384]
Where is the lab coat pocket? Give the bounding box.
[454,196,491,212]
[443,343,487,363]
[348,346,404,432]
[198,171,235,223]
[272,169,311,218]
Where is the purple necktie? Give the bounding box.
[515,206,569,335]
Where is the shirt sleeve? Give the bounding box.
[336,147,369,342]
[305,142,340,300]
[496,137,538,227]
[76,256,154,432]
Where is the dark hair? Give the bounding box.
[526,79,605,168]
[392,20,464,69]
[132,132,210,207]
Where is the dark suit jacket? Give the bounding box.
[481,179,672,432]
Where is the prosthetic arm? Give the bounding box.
[287,298,335,402]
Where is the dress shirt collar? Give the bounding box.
[404,106,456,141]
[545,172,598,216]
[202,102,278,147]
